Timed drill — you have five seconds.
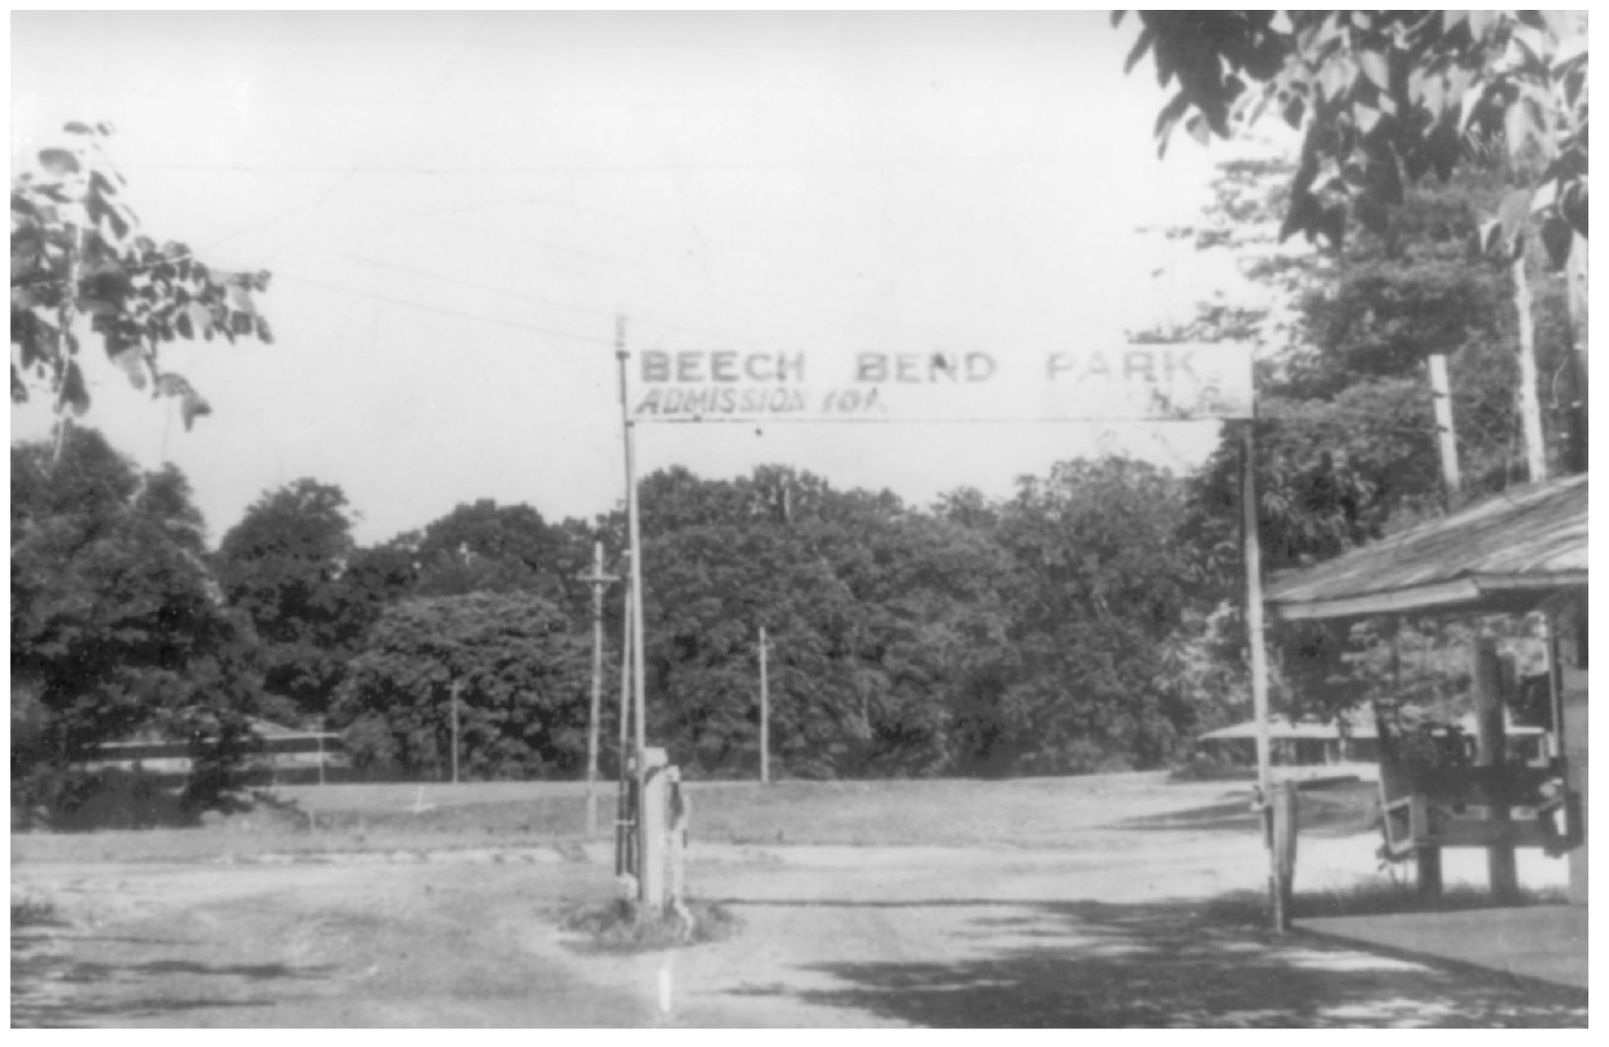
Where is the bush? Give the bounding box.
[23,769,195,831]
[1169,749,1251,782]
[561,896,741,952]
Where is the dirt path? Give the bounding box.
[11,832,1587,1027]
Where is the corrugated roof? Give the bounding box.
[1265,474,1587,621]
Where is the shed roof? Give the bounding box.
[1264,474,1587,622]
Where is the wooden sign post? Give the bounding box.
[615,334,1265,920]
[1241,420,1289,930]
[616,317,656,914]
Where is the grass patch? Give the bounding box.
[561,896,741,953]
[13,773,1262,864]
[1114,779,1382,838]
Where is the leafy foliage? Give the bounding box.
[1172,151,1575,580]
[618,461,1217,780]
[332,592,591,780]
[1164,150,1579,727]
[1123,11,1587,255]
[963,458,1211,774]
[406,498,568,598]
[638,473,1015,779]
[10,428,264,814]
[10,123,271,424]
[214,479,383,718]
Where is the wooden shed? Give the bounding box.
[1263,474,1588,904]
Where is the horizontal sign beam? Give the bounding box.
[627,343,1253,424]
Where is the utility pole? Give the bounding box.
[615,573,634,877]
[449,679,462,785]
[579,540,619,838]
[1241,421,1287,931]
[1241,423,1272,798]
[615,314,656,913]
[758,625,771,785]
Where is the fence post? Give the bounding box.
[1270,781,1298,931]
[1474,637,1519,902]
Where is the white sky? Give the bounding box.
[11,10,1272,547]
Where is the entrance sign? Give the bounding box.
[628,342,1254,423]
[612,321,1276,928]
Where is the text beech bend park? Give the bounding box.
[631,347,1244,420]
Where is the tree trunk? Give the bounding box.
[1511,251,1548,483]
[1562,233,1588,473]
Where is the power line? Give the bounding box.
[304,246,753,345]
[278,272,615,345]
[275,191,989,352]
[114,151,1088,177]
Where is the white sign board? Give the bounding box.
[627,343,1253,424]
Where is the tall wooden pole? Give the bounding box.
[1241,423,1272,793]
[759,625,771,785]
[1511,252,1549,483]
[616,315,652,906]
[1242,421,1284,930]
[580,540,619,838]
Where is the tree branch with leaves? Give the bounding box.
[11,122,272,438]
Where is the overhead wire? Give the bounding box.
[87,131,1084,353]
[277,272,615,346]
[301,246,753,345]
[229,183,997,353]
[114,150,1088,177]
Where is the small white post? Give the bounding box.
[639,746,669,918]
[667,765,692,932]
[1426,353,1461,503]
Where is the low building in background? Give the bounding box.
[79,717,350,784]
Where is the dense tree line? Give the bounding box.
[10,432,1247,800]
[11,429,267,815]
[17,155,1576,800]
[333,455,1242,780]
[19,19,1585,804]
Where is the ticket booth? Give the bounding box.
[1264,475,1588,905]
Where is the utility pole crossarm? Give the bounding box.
[577,566,622,589]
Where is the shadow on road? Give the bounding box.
[1108,785,1379,839]
[10,940,335,1028]
[720,893,1588,1028]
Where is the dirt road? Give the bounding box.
[11,829,1587,1027]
